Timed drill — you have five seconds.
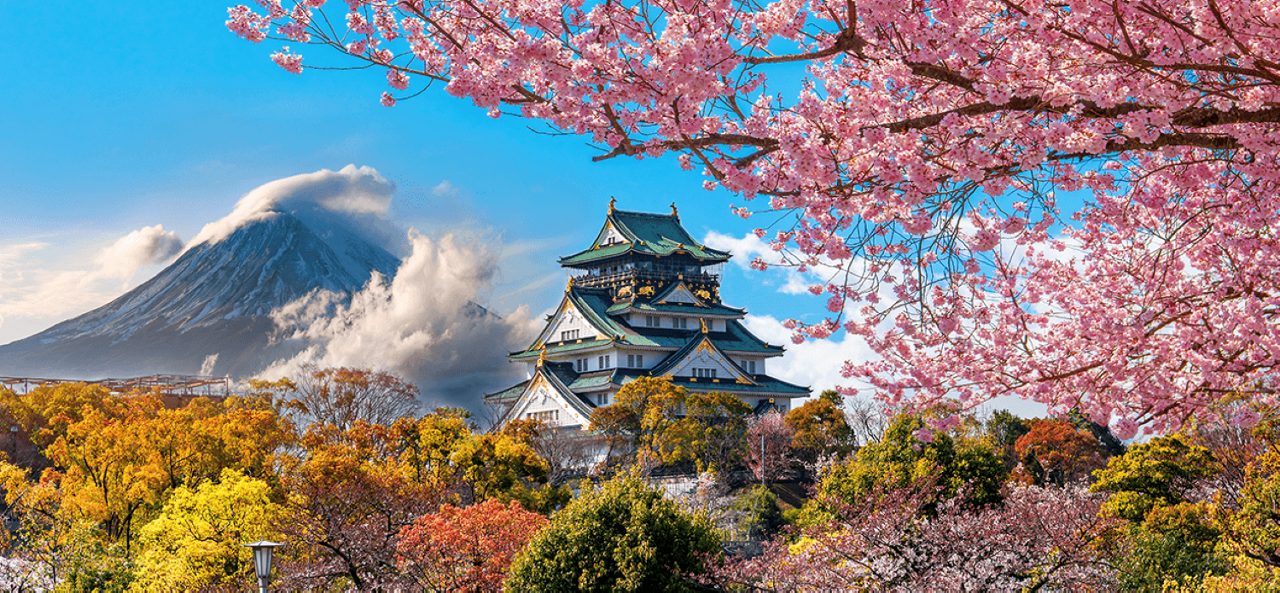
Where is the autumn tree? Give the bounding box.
[277,420,445,589]
[447,431,570,513]
[131,470,285,591]
[229,0,1280,435]
[653,391,752,472]
[396,499,548,592]
[504,474,720,592]
[588,376,673,468]
[985,410,1031,471]
[590,378,752,473]
[784,390,855,463]
[260,365,419,430]
[1013,418,1111,486]
[1112,502,1229,592]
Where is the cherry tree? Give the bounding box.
[708,484,1118,590]
[747,410,795,483]
[228,0,1280,435]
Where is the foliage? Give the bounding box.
[1013,418,1111,486]
[397,499,548,593]
[712,485,1117,591]
[1091,434,1217,522]
[1228,445,1280,568]
[230,0,1280,432]
[447,431,570,513]
[783,390,854,462]
[277,418,447,589]
[985,410,1030,470]
[807,414,1006,522]
[591,378,751,472]
[504,474,721,592]
[1114,502,1230,592]
[131,470,285,591]
[729,485,784,541]
[254,365,420,430]
[746,411,794,483]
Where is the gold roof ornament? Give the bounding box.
[566,276,575,293]
[700,318,709,334]
[609,196,617,214]
[537,348,547,367]
[670,202,679,218]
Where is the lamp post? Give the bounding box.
[244,540,284,593]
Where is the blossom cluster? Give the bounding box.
[227,0,1280,434]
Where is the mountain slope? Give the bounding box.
[0,211,399,379]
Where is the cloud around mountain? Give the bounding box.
[262,231,539,410]
[189,164,400,251]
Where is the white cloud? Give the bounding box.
[95,224,183,277]
[0,226,185,342]
[261,232,540,408]
[743,314,878,395]
[431,180,458,197]
[189,164,396,248]
[704,231,822,295]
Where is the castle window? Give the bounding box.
[598,355,611,369]
[560,329,580,341]
[527,410,561,423]
[576,358,587,372]
[673,317,688,329]
[693,368,717,379]
[743,360,756,374]
[626,354,644,368]
[645,315,659,327]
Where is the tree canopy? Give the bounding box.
[229,0,1280,436]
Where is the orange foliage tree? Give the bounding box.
[396,499,548,592]
[1013,419,1111,486]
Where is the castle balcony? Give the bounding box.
[572,269,720,289]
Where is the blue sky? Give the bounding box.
[0,1,873,392]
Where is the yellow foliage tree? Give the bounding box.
[131,469,285,591]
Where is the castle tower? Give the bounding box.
[485,201,810,430]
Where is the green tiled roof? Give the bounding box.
[484,380,529,403]
[511,286,781,359]
[669,375,811,396]
[559,209,730,267]
[607,300,746,318]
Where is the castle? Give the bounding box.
[486,200,809,430]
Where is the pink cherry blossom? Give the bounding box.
[229,0,1280,434]
[270,47,303,74]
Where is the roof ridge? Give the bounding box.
[610,209,677,218]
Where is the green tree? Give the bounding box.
[985,409,1030,471]
[1115,502,1229,592]
[1091,434,1217,522]
[504,474,721,592]
[131,470,285,591]
[803,413,1006,524]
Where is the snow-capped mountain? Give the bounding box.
[0,210,399,379]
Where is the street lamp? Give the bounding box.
[244,540,284,593]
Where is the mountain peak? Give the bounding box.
[0,210,399,378]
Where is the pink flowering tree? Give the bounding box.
[746,411,794,484]
[708,484,1118,590]
[227,0,1280,435]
